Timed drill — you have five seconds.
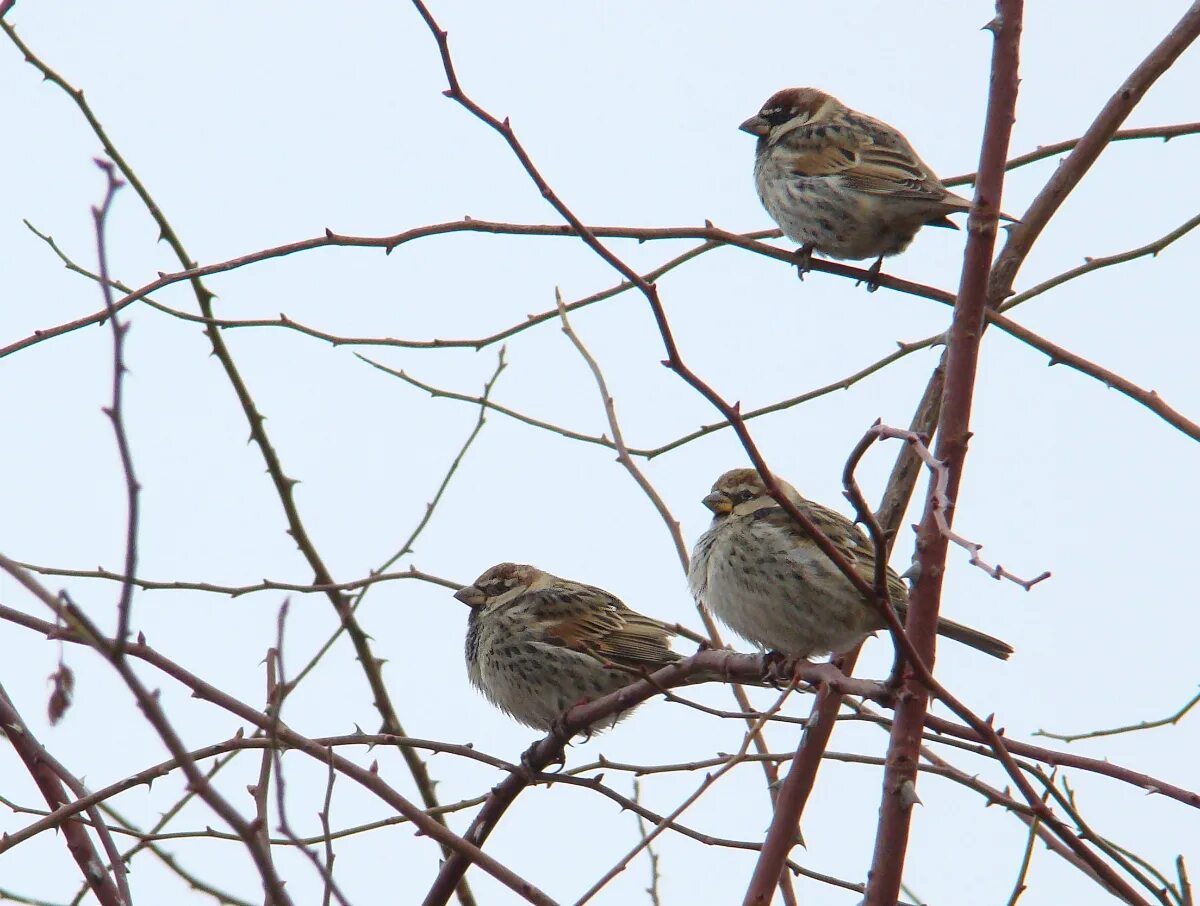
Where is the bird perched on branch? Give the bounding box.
[688,469,1013,661]
[456,562,684,730]
[740,87,1009,288]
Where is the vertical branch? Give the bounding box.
[739,370,941,906]
[91,160,140,656]
[862,4,1023,904]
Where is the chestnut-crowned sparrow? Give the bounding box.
[740,87,1010,285]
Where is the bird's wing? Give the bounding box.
[526,585,679,669]
[778,122,958,205]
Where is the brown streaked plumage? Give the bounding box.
[740,87,1006,286]
[457,563,682,730]
[688,469,1013,661]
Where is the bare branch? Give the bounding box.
[943,122,1200,186]
[0,683,127,906]
[1035,687,1200,743]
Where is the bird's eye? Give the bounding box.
[735,489,755,503]
[762,106,797,127]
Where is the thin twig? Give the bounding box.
[0,684,127,906]
[15,561,463,597]
[551,288,785,823]
[630,780,663,906]
[0,562,556,905]
[1000,211,1200,313]
[1005,793,1048,905]
[987,2,1200,304]
[862,423,1051,589]
[573,683,799,906]
[1035,687,1200,743]
[942,122,1200,186]
[89,161,140,657]
[0,23,472,894]
[269,605,353,906]
[286,350,504,691]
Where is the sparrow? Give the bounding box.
[688,469,1013,661]
[740,87,1003,288]
[456,563,683,730]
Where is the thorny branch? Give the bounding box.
[552,287,789,853]
[90,160,141,657]
[3,3,1198,906]
[854,423,1050,590]
[0,20,472,898]
[0,684,128,906]
[864,6,1023,904]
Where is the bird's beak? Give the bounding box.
[702,491,733,515]
[454,585,485,608]
[739,114,769,137]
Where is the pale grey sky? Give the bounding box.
[2,2,1198,904]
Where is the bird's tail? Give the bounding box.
[933,615,1013,660]
[892,601,1013,660]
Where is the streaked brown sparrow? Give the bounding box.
[740,87,1004,286]
[688,469,1012,661]
[456,563,683,730]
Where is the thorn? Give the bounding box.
[898,778,923,809]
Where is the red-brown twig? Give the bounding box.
[16,212,1197,444]
[0,22,470,890]
[987,1,1200,303]
[0,563,556,905]
[574,684,800,906]
[0,684,128,906]
[862,423,1050,589]
[0,556,296,905]
[552,288,790,861]
[739,377,945,904]
[419,652,883,906]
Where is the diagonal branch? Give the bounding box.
[988,1,1200,303]
[0,683,128,906]
[0,21,471,895]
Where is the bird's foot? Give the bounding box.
[858,257,883,293]
[763,649,794,687]
[794,244,815,281]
